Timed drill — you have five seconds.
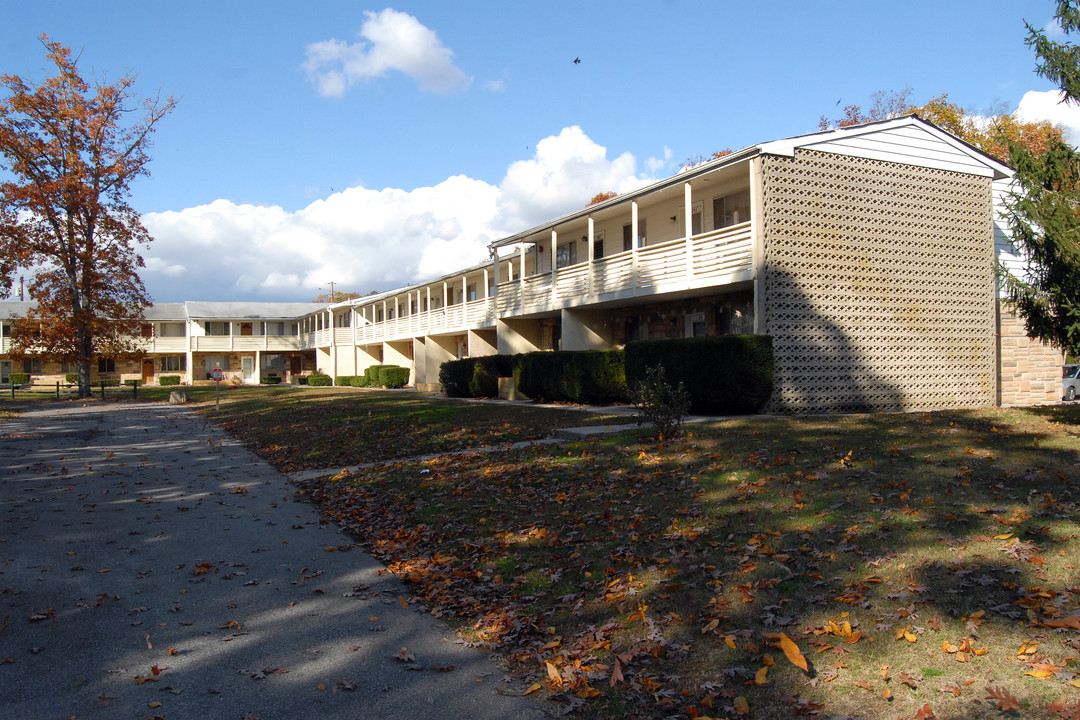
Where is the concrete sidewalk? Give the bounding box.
[0,403,551,720]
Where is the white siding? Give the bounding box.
[994,178,1027,295]
[798,125,995,178]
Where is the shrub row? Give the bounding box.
[160,375,182,386]
[307,373,333,386]
[625,335,774,414]
[437,335,774,415]
[8,373,30,386]
[331,365,410,389]
[516,350,627,404]
[260,376,282,384]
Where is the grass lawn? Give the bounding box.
[285,403,1080,720]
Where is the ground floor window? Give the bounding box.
[23,358,42,374]
[159,355,186,372]
[97,358,115,373]
[261,354,285,370]
[60,361,76,374]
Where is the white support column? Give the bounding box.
[685,182,694,282]
[750,156,766,335]
[442,282,448,324]
[631,201,640,289]
[587,216,595,295]
[483,268,490,315]
[519,244,526,286]
[550,229,558,303]
[255,349,261,383]
[425,287,431,324]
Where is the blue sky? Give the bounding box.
[3,1,1077,302]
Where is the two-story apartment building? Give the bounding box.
[0,116,1064,412]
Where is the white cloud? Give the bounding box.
[483,79,506,93]
[1015,89,1080,146]
[302,9,470,97]
[497,126,650,230]
[645,146,673,173]
[141,127,655,302]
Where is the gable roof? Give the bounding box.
[489,115,1011,251]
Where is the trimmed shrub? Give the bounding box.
[334,375,357,387]
[515,350,627,404]
[307,373,332,387]
[469,355,514,398]
[260,376,282,384]
[123,379,139,387]
[440,358,476,397]
[379,365,410,389]
[363,365,388,386]
[348,376,366,387]
[100,378,120,387]
[65,373,79,385]
[624,335,774,415]
[297,375,309,385]
[160,375,181,386]
[8,372,30,386]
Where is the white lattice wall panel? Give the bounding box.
[762,149,995,414]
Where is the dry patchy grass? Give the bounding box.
[225,396,1080,719]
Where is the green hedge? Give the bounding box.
[8,372,30,386]
[65,373,79,385]
[439,358,475,397]
[160,375,181,386]
[100,379,120,387]
[123,379,139,387]
[348,375,367,387]
[379,366,410,388]
[363,365,388,386]
[334,375,358,387]
[516,350,627,404]
[260,376,282,384]
[297,375,308,385]
[470,355,514,398]
[307,373,332,387]
[624,335,773,414]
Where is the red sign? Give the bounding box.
[212,368,224,382]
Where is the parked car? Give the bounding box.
[1064,365,1080,401]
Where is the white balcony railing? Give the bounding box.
[339,222,752,344]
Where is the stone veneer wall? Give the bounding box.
[762,149,996,414]
[997,304,1063,405]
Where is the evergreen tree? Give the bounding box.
[1004,1,1080,356]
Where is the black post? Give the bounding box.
[100,380,105,400]
[55,381,59,399]
[132,380,138,400]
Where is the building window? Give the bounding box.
[60,361,76,374]
[261,354,285,370]
[691,201,703,235]
[466,284,477,301]
[555,242,577,269]
[264,321,284,336]
[141,324,154,338]
[159,356,185,372]
[159,322,185,337]
[622,218,647,251]
[713,189,751,228]
[685,312,707,338]
[375,308,384,322]
[23,358,42,375]
[97,358,116,374]
[592,231,605,260]
[1,322,10,337]
[205,321,230,336]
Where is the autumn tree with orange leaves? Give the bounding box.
[0,36,175,396]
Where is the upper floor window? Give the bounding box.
[205,321,230,336]
[713,189,751,228]
[593,231,606,260]
[556,242,577,270]
[159,322,185,337]
[622,218,647,251]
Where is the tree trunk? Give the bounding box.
[77,323,92,399]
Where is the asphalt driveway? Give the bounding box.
[0,402,550,719]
